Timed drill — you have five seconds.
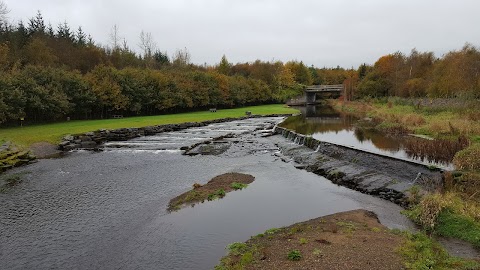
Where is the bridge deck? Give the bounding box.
[305,84,344,92]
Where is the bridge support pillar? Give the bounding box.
[305,92,316,104]
[305,92,317,104]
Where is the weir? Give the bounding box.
[273,126,443,204]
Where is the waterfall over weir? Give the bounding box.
[275,126,321,151]
[273,125,444,204]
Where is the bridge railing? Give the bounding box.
[305,84,344,92]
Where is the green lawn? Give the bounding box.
[0,104,298,147]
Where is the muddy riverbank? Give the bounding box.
[216,209,406,270]
[0,117,414,270]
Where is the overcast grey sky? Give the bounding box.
[4,0,480,68]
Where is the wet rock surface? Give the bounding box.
[272,127,443,205]
[0,142,36,173]
[58,114,292,151]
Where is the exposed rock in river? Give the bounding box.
[58,114,292,152]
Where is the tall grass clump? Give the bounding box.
[403,192,480,247]
[454,143,480,171]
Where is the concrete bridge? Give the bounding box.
[305,84,344,104]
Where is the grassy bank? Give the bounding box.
[0,104,298,147]
[330,99,480,141]
[331,98,480,249]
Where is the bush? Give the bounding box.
[287,250,302,261]
[227,242,249,256]
[231,182,248,190]
[454,144,480,171]
[216,189,226,198]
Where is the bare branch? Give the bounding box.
[109,24,121,50]
[0,1,10,23]
[138,30,156,58]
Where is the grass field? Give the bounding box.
[0,104,299,147]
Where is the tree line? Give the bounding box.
[0,9,351,125]
[0,5,478,125]
[353,45,480,99]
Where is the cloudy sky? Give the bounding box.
[4,0,480,68]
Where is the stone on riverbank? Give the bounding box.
[0,142,36,173]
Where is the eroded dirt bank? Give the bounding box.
[217,209,405,270]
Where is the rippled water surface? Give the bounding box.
[0,117,413,270]
[281,105,456,169]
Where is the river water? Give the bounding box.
[281,105,455,169]
[0,117,413,270]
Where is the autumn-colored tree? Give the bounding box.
[272,63,302,101]
[86,65,128,118]
[343,69,359,101]
[24,37,57,66]
[428,44,480,98]
[285,61,312,85]
[249,60,278,85]
[315,68,348,85]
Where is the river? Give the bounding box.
[0,117,414,270]
[281,105,457,169]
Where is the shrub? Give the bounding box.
[227,242,248,256]
[287,250,302,261]
[240,251,254,265]
[231,182,248,190]
[216,189,226,198]
[264,228,281,235]
[454,143,480,171]
[403,113,426,126]
[417,193,448,230]
[207,193,218,201]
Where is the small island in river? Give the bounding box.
[168,173,255,211]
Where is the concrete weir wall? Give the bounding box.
[58,114,292,151]
[273,126,444,205]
